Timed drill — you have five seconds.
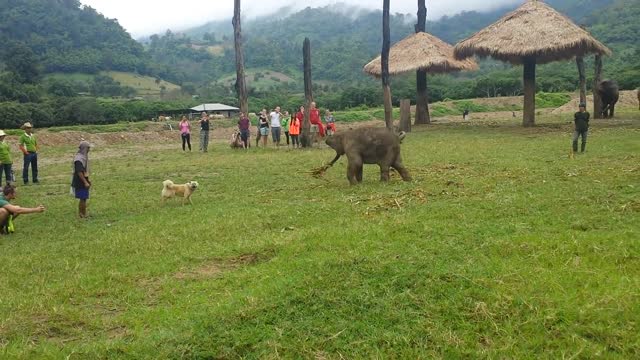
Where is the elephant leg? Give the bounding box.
[392,159,412,182]
[356,165,363,183]
[379,164,391,182]
[346,154,362,185]
[610,104,615,118]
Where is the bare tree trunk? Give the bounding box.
[382,0,393,129]
[232,0,248,114]
[400,99,411,132]
[522,56,536,127]
[301,38,313,148]
[593,55,603,119]
[576,56,586,106]
[414,0,430,125]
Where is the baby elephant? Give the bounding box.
[325,127,412,185]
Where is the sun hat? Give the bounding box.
[21,122,33,129]
[0,130,6,137]
[578,102,586,108]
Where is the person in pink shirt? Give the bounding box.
[179,116,192,151]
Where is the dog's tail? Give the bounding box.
[163,179,174,190]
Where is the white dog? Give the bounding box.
[161,180,199,205]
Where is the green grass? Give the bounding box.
[335,93,573,122]
[218,69,296,91]
[44,121,151,133]
[106,71,180,96]
[0,113,638,358]
[44,72,181,97]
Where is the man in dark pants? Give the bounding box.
[19,122,38,184]
[572,103,590,153]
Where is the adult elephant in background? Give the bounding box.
[597,80,619,118]
[325,127,411,185]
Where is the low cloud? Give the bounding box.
[81,0,521,37]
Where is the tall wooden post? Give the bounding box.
[593,55,603,119]
[400,99,411,132]
[382,0,393,129]
[576,56,586,106]
[301,38,313,148]
[414,0,430,125]
[522,56,536,127]
[232,0,248,114]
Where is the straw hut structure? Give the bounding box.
[454,0,610,127]
[364,32,478,125]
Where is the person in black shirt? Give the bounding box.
[572,103,590,153]
[198,112,211,152]
[71,141,91,218]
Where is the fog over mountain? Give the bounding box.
[80,0,522,37]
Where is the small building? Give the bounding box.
[190,103,240,118]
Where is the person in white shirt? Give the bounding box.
[269,106,282,147]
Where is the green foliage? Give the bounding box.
[535,92,572,108]
[0,0,150,75]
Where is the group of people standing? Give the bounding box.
[172,103,337,152]
[177,111,212,152]
[236,102,336,149]
[0,122,47,234]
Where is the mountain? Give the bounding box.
[0,0,151,74]
[147,0,640,99]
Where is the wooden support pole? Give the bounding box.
[593,55,603,119]
[232,0,248,115]
[576,56,586,106]
[522,56,536,127]
[414,0,430,125]
[400,99,411,132]
[382,0,393,129]
[301,38,313,147]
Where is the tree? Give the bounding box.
[2,42,41,84]
[382,0,393,129]
[414,0,430,125]
[301,38,313,147]
[233,0,249,115]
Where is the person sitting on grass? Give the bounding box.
[0,184,45,234]
[71,141,91,218]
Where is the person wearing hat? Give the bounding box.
[0,130,13,187]
[71,141,91,218]
[572,102,590,153]
[19,122,38,184]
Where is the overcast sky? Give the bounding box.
[80,0,521,37]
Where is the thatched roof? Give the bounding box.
[454,0,611,65]
[363,32,478,77]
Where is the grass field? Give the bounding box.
[0,112,639,358]
[44,72,182,98]
[219,69,296,91]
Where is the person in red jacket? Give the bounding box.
[309,102,325,137]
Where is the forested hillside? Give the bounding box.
[0,0,151,74]
[146,0,638,111]
[0,0,638,127]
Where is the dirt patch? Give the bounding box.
[174,252,273,280]
[552,90,639,114]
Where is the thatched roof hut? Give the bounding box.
[364,32,478,76]
[454,0,611,126]
[364,32,478,127]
